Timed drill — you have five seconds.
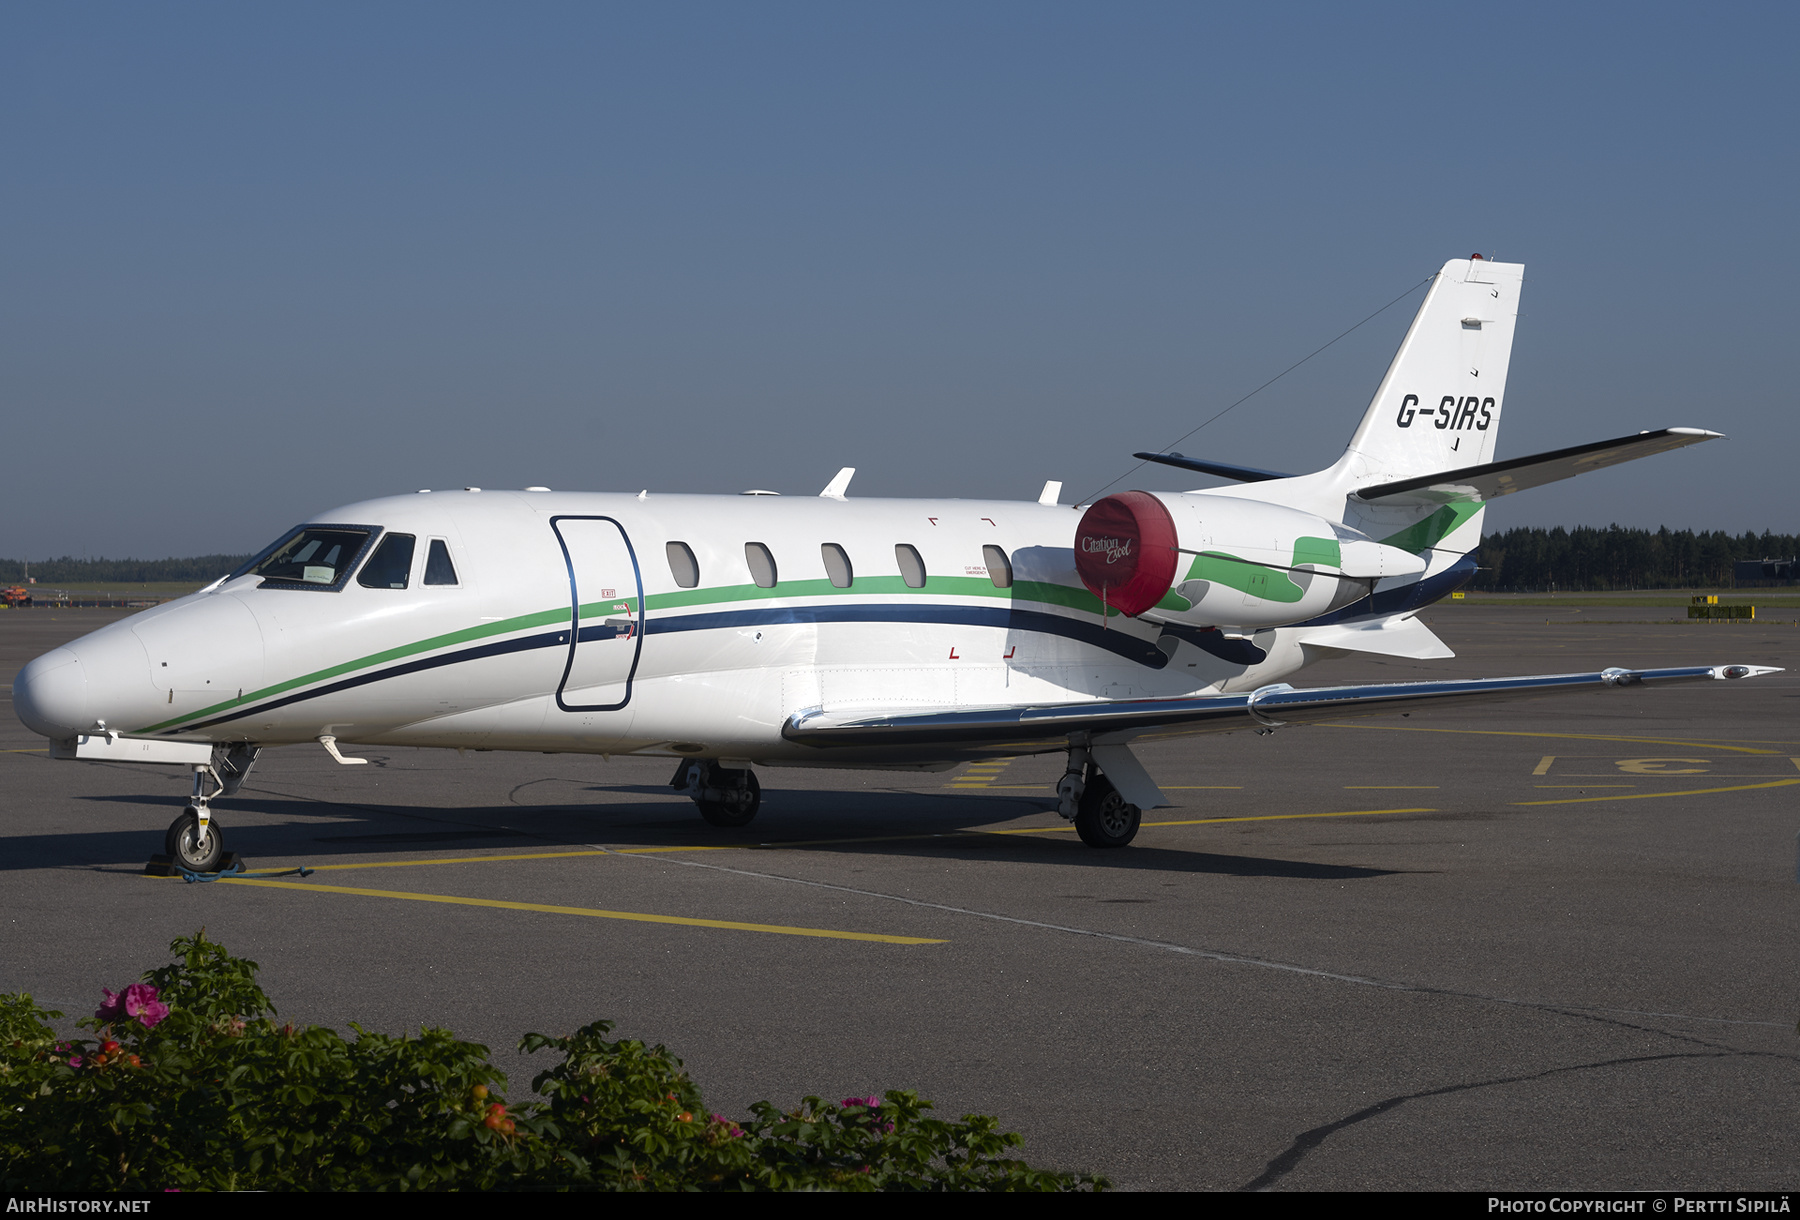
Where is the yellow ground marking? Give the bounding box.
[1533,755,1556,775]
[1535,785,1634,789]
[1343,785,1438,789]
[1315,722,1784,755]
[945,782,1252,792]
[224,846,730,874]
[1512,779,1800,806]
[993,807,1436,833]
[949,756,1016,789]
[170,802,1451,880]
[218,878,945,944]
[1791,758,1800,772]
[1,748,47,754]
[1615,758,1710,774]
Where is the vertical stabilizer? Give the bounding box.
[1336,257,1524,486]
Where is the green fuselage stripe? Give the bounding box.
[141,510,1463,736]
[140,578,1115,734]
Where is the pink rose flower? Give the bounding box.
[96,984,168,1029]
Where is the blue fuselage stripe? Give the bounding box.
[168,601,1161,733]
[169,571,1456,736]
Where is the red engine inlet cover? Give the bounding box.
[1074,491,1180,617]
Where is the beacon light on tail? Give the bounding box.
[1074,492,1426,629]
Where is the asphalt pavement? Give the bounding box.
[2,603,1796,1190]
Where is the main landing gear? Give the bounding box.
[1056,745,1142,848]
[162,744,260,873]
[671,759,762,828]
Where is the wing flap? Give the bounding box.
[1295,615,1455,660]
[783,664,1779,750]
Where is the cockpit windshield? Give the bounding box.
[235,525,377,590]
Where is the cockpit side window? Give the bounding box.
[423,538,460,586]
[248,525,377,592]
[358,533,416,589]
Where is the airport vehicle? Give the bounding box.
[12,257,1777,870]
[1,587,30,608]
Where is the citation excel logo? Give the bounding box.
[1080,535,1134,565]
[1396,393,1494,430]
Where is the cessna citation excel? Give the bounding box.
[13,257,1778,871]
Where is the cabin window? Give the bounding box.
[745,542,778,589]
[358,533,416,589]
[247,525,376,591]
[983,544,1013,588]
[896,544,926,589]
[423,539,460,586]
[666,541,700,589]
[821,543,853,588]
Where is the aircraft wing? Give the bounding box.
[1353,427,1722,505]
[783,663,1779,751]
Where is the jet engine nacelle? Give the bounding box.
[1073,491,1426,629]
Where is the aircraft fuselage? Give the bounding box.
[15,487,1413,770]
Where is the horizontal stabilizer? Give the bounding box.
[1296,615,1455,660]
[1354,428,1722,505]
[1133,452,1296,483]
[785,664,1779,751]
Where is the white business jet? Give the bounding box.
[12,257,1777,871]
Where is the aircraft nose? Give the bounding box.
[14,648,90,739]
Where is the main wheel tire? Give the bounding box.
[168,808,225,873]
[697,770,761,828]
[1074,774,1141,848]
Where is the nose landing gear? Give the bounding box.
[158,744,259,874]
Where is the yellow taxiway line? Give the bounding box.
[1314,722,1786,755]
[1511,778,1800,806]
[167,772,1786,890]
[218,877,944,944]
[994,807,1437,833]
[206,805,1446,874]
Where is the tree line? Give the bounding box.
[1470,526,1797,591]
[0,555,251,584]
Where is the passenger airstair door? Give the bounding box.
[551,516,645,713]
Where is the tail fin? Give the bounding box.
[1337,257,1524,486]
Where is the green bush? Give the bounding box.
[0,933,1105,1192]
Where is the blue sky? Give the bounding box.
[4,3,1794,558]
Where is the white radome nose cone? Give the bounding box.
[14,648,89,739]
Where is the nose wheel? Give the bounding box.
[166,806,225,874]
[155,749,257,874]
